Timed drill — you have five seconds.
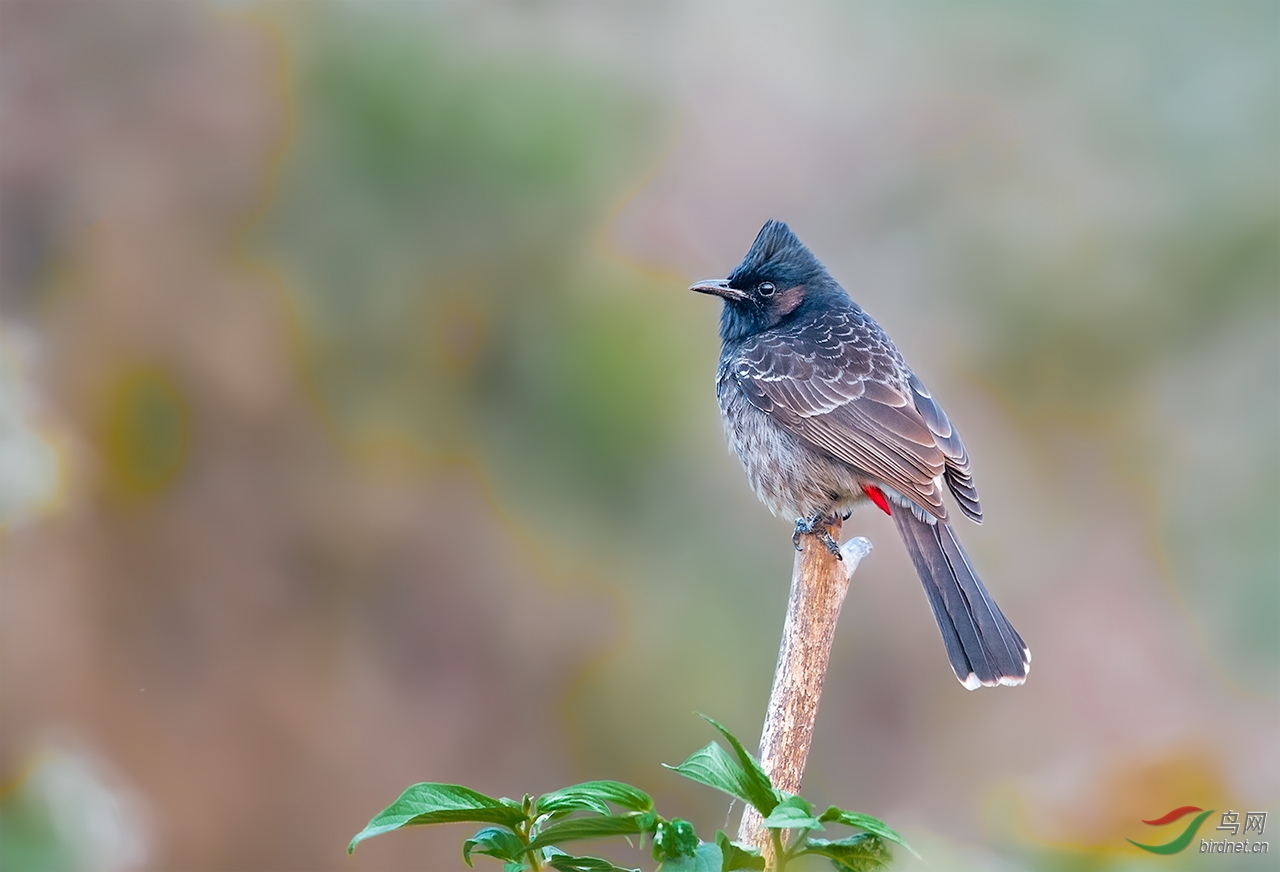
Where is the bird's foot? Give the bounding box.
[793,513,843,557]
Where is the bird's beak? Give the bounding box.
[689,278,749,302]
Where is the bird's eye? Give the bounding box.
[758,282,776,297]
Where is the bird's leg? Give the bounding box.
[792,512,842,557]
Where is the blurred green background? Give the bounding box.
[0,2,1276,870]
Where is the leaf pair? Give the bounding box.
[349,779,653,872]
[817,808,917,859]
[664,715,916,869]
[536,782,654,819]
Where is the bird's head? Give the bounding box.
[690,220,837,343]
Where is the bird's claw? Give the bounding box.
[819,529,842,557]
[793,514,843,558]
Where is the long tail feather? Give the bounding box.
[891,508,1030,689]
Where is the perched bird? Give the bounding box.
[691,220,1029,689]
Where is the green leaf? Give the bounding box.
[665,742,757,808]
[660,841,723,872]
[536,781,654,818]
[349,783,529,853]
[652,819,699,862]
[696,715,779,815]
[503,863,526,872]
[759,795,823,832]
[464,827,526,866]
[714,831,764,872]
[526,814,646,852]
[802,834,891,871]
[818,807,918,858]
[546,852,640,872]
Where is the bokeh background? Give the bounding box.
[1,2,1276,870]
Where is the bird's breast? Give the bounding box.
[716,361,868,520]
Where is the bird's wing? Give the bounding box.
[732,307,981,522]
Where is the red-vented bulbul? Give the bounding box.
[692,220,1029,689]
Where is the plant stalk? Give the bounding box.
[737,523,871,865]
[521,821,543,872]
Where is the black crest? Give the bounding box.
[728,220,827,289]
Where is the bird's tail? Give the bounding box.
[891,508,1030,689]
